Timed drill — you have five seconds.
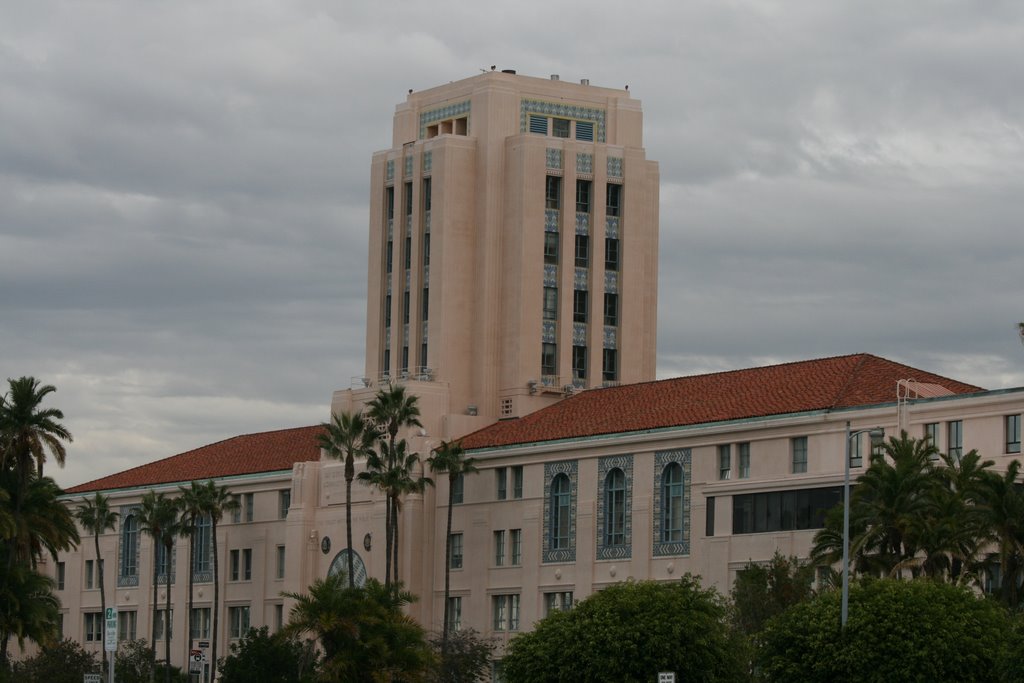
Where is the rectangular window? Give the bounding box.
[706,497,715,537]
[385,186,394,220]
[384,294,392,327]
[242,548,252,581]
[512,466,523,498]
[228,606,250,639]
[492,594,520,631]
[544,231,559,265]
[602,348,617,382]
[382,349,390,374]
[574,234,589,268]
[496,468,508,500]
[421,342,428,369]
[189,608,210,640]
[733,487,842,534]
[401,345,409,372]
[575,120,594,141]
[422,287,429,321]
[404,182,413,217]
[792,437,808,474]
[230,549,240,581]
[118,610,137,642]
[575,179,592,214]
[948,420,963,461]
[449,533,463,570]
[244,493,254,523]
[403,291,410,324]
[279,489,291,519]
[154,609,173,641]
[57,561,65,590]
[542,343,557,376]
[274,604,284,632]
[494,530,506,566]
[924,423,940,460]
[422,178,431,212]
[1007,414,1021,454]
[604,238,619,272]
[510,528,522,565]
[544,591,574,616]
[404,235,412,270]
[850,432,864,468]
[58,613,63,639]
[545,176,561,210]
[552,118,570,138]
[452,474,464,505]
[84,612,103,642]
[606,184,621,217]
[572,345,587,380]
[543,286,558,321]
[572,290,588,323]
[738,442,751,479]
[85,559,94,589]
[447,596,462,632]
[718,445,731,480]
[529,114,548,135]
[275,545,285,580]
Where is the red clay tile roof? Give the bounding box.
[460,354,983,450]
[65,425,325,494]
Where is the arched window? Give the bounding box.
[662,462,684,542]
[550,473,571,550]
[192,514,212,574]
[121,514,138,577]
[604,468,626,546]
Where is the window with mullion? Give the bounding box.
[1007,414,1021,454]
[604,469,626,547]
[792,437,808,474]
[575,179,591,214]
[572,290,588,323]
[661,463,684,543]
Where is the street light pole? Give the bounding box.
[842,421,885,629]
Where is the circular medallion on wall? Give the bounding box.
[328,548,368,587]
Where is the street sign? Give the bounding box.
[658,674,676,683]
[104,607,117,652]
[189,649,204,673]
[84,675,101,683]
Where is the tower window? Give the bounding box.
[403,291,410,324]
[545,176,561,210]
[423,178,431,212]
[386,240,393,273]
[384,294,392,327]
[572,345,586,380]
[386,187,395,220]
[422,287,429,321]
[541,343,557,376]
[605,238,620,271]
[404,236,411,270]
[575,121,594,142]
[401,346,409,372]
[552,118,570,138]
[606,184,621,217]
[602,349,617,382]
[574,235,590,268]
[404,182,413,217]
[576,180,592,214]
[529,114,548,135]
[543,287,558,321]
[544,232,559,264]
[603,293,618,326]
[573,290,588,323]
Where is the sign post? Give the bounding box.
[658,674,676,683]
[104,607,117,683]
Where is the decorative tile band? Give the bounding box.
[652,449,692,557]
[546,148,563,170]
[387,218,393,241]
[607,156,623,178]
[576,152,593,175]
[573,322,587,345]
[597,454,633,560]
[542,320,556,344]
[521,100,607,143]
[419,100,471,139]
[423,151,432,174]
[543,264,558,288]
[386,159,395,182]
[545,209,560,232]
[603,326,617,350]
[606,216,620,239]
[543,460,578,563]
[423,266,429,287]
[576,212,590,236]
[421,320,428,342]
[424,211,431,233]
[404,156,413,178]
[574,268,589,290]
[604,270,618,294]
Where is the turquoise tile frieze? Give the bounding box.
[605,270,618,294]
[603,325,617,350]
[545,209,560,232]
[423,151,432,174]
[384,328,391,347]
[542,320,556,344]
[605,216,619,239]
[574,268,588,290]
[424,211,431,233]
[546,148,562,170]
[653,449,692,557]
[418,100,471,138]
[607,156,623,178]
[387,218,393,240]
[386,159,394,181]
[597,455,633,560]
[521,100,606,143]
[423,266,429,287]
[573,322,587,345]
[543,460,578,563]
[421,321,428,343]
[576,153,593,175]
[576,212,590,236]
[543,264,558,287]
[404,156,413,178]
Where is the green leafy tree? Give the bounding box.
[218,626,318,683]
[426,440,477,662]
[199,481,239,683]
[427,628,494,683]
[730,551,815,638]
[977,460,1024,607]
[10,638,98,683]
[75,492,118,676]
[319,411,375,589]
[177,481,211,654]
[138,490,181,683]
[502,578,746,683]
[283,574,434,681]
[113,639,186,683]
[0,550,61,656]
[759,578,1020,682]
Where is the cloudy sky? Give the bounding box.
[2,1,1022,489]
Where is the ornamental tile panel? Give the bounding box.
[387,218,393,240]
[384,327,390,347]
[605,216,620,239]
[521,100,607,143]
[603,326,617,350]
[423,266,429,287]
[542,460,578,563]
[545,209,560,232]
[406,215,412,234]
[424,211,431,233]
[573,323,587,345]
[421,321,428,342]
[542,321,556,344]
[652,449,692,556]
[576,212,590,236]
[402,323,409,343]
[597,455,633,560]
[574,268,589,290]
[418,100,471,138]
[604,270,618,294]
[546,148,563,170]
[386,160,394,182]
[543,264,558,287]
[423,151,432,174]
[576,153,593,175]
[404,269,410,291]
[404,156,413,178]
[386,276,392,296]
[607,156,623,178]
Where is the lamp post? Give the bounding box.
[842,420,885,628]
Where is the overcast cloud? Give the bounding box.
[2,0,1022,489]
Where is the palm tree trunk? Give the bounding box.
[187,524,194,674]
[384,492,393,588]
[164,542,172,683]
[346,464,355,589]
[96,530,108,678]
[441,478,455,662]
[392,495,400,583]
[211,519,220,683]
[151,546,159,682]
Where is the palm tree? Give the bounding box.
[426,440,477,661]
[199,481,239,683]
[0,377,72,481]
[75,493,118,676]
[139,490,180,683]
[178,481,211,659]
[977,461,1024,607]
[0,552,61,654]
[319,411,375,588]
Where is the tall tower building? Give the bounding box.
[334,70,659,439]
